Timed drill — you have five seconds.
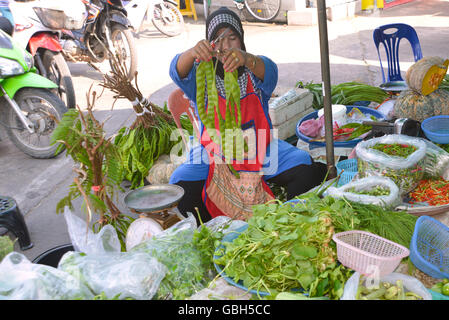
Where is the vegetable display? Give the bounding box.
[370,143,417,158]
[214,198,351,299]
[405,56,449,96]
[196,60,247,178]
[431,279,449,296]
[409,178,449,206]
[356,279,423,300]
[333,123,372,141]
[356,135,427,195]
[345,185,390,196]
[296,81,389,110]
[393,88,449,122]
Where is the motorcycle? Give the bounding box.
[0,19,67,159]
[9,0,77,109]
[56,0,138,81]
[123,0,184,37]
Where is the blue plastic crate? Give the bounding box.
[410,216,449,279]
[336,158,358,186]
[421,115,449,144]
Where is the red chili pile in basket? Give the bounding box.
[409,178,449,206]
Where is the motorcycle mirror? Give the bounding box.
[0,17,14,36]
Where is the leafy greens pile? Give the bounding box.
[213,199,350,299]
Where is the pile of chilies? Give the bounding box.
[409,178,449,206]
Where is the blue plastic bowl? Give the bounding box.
[421,115,449,144]
[295,105,385,148]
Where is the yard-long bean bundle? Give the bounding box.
[196,61,248,177]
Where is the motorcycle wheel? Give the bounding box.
[152,2,185,37]
[41,50,76,109]
[4,88,68,159]
[109,24,138,81]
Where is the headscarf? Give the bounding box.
[205,7,246,51]
[205,7,246,79]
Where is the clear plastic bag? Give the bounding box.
[58,251,167,300]
[355,134,427,194]
[324,176,400,208]
[129,213,212,300]
[63,207,121,255]
[188,277,252,300]
[0,252,94,300]
[61,207,167,300]
[340,272,432,300]
[419,138,449,180]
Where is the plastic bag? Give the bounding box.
[299,118,323,138]
[58,251,167,300]
[63,207,121,255]
[130,213,212,300]
[340,272,432,300]
[356,134,427,194]
[419,138,449,180]
[0,252,94,300]
[324,176,400,208]
[188,277,252,300]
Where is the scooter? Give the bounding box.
[9,0,77,109]
[59,0,138,81]
[0,18,67,159]
[123,0,184,37]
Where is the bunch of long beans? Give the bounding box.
[196,61,247,178]
[296,81,389,110]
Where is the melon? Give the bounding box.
[394,88,449,122]
[405,56,449,96]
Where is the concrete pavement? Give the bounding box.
[1,0,448,261]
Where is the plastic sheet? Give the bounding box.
[340,272,432,300]
[356,134,427,194]
[58,251,167,300]
[0,252,94,300]
[325,176,400,208]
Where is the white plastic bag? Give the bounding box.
[0,252,94,300]
[58,251,167,300]
[340,272,432,300]
[63,207,121,254]
[62,207,167,300]
[324,176,400,208]
[356,134,427,194]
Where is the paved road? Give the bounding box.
[1,0,448,261]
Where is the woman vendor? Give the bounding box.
[169,7,327,224]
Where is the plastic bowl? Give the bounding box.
[332,230,410,277]
[410,216,449,279]
[336,158,358,186]
[296,105,385,148]
[421,115,449,144]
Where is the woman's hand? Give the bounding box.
[189,39,213,62]
[220,48,246,73]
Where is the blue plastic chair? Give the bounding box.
[373,23,423,83]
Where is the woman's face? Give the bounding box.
[215,27,242,53]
